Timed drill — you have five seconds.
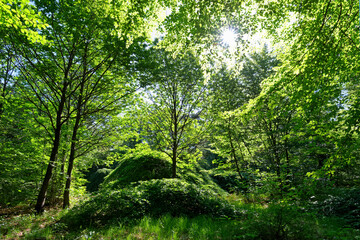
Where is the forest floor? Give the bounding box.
[1,196,360,240]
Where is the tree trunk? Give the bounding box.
[63,104,81,208]
[171,82,178,178]
[172,144,177,178]
[35,84,68,213]
[227,118,243,179]
[35,125,62,213]
[229,131,243,180]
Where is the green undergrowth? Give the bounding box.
[2,203,359,240]
[208,169,251,193]
[86,167,113,192]
[62,178,240,230]
[0,207,66,239]
[305,187,360,229]
[3,148,358,239]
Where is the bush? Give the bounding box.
[209,170,249,193]
[136,179,239,218]
[177,164,227,196]
[241,204,322,240]
[86,168,112,192]
[62,189,149,229]
[307,187,360,228]
[102,148,226,195]
[61,179,241,229]
[62,147,235,229]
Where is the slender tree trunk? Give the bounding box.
[35,84,68,213]
[63,100,82,208]
[59,146,67,197]
[63,117,80,208]
[48,161,57,205]
[285,139,290,177]
[228,129,243,180]
[172,143,177,178]
[268,122,281,178]
[0,52,12,119]
[172,112,178,178]
[171,82,178,178]
[227,118,243,180]
[35,124,62,213]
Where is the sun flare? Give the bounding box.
[221,29,237,47]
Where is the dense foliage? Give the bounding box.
[1,0,359,239]
[62,178,240,229]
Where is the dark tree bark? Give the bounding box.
[35,83,68,213]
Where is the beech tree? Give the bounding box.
[209,47,280,184]
[10,0,169,212]
[1,0,359,211]
[245,0,360,181]
[142,49,207,177]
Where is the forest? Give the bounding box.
[0,0,359,239]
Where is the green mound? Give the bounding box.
[102,150,172,188]
[101,149,226,195]
[62,179,241,229]
[62,148,233,229]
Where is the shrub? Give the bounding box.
[86,168,112,192]
[177,164,227,196]
[62,189,149,229]
[209,170,249,193]
[307,187,360,228]
[61,179,241,229]
[243,204,321,240]
[135,179,239,218]
[102,148,226,195]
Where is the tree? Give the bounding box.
[209,46,280,183]
[248,0,359,182]
[141,49,207,177]
[10,0,168,212]
[208,65,248,179]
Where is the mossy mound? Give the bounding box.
[62,179,241,229]
[62,148,234,229]
[102,150,172,189]
[101,149,226,195]
[177,163,227,196]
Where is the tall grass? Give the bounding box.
[74,214,242,240]
[1,201,359,239]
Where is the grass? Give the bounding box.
[1,198,360,240]
[0,206,66,239]
[1,209,241,239]
[80,215,243,240]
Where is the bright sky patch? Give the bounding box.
[221,29,237,47]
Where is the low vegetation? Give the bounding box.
[1,201,359,239]
[1,0,359,239]
[2,151,360,239]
